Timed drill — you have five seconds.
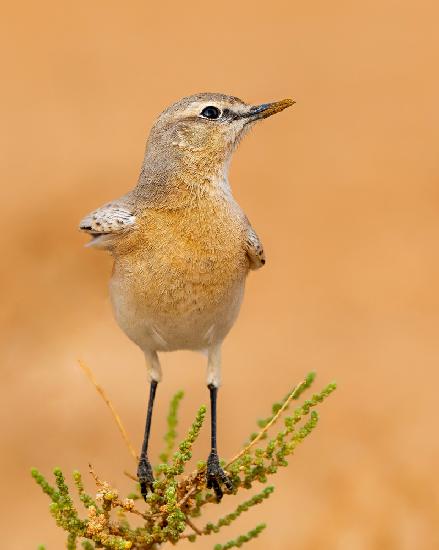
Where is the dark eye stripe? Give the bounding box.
[222,108,239,120]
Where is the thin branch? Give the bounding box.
[178,487,197,508]
[225,378,307,468]
[178,486,197,507]
[89,464,147,519]
[123,470,138,482]
[177,468,206,507]
[88,463,100,485]
[185,517,203,536]
[78,360,138,462]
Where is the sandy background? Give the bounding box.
[1,1,438,548]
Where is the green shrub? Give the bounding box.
[32,371,336,549]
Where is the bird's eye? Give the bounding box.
[200,106,221,119]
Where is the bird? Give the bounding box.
[79,93,294,501]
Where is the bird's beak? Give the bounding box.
[245,98,295,121]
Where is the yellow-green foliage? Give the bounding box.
[32,372,336,549]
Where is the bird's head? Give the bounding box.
[142,93,294,184]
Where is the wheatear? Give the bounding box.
[80,93,294,500]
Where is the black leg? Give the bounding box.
[210,383,218,451]
[206,384,233,501]
[137,379,158,499]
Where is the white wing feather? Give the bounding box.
[246,225,265,270]
[79,196,136,249]
[80,203,136,235]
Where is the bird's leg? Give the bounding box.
[137,380,157,499]
[206,384,233,501]
[137,351,162,500]
[206,345,233,501]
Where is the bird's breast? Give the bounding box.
[111,199,249,323]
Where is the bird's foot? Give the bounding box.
[137,456,154,500]
[206,449,233,502]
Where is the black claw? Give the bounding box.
[206,450,233,502]
[137,456,154,500]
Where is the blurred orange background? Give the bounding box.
[1,1,438,548]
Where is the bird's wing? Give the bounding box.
[245,223,266,270]
[79,194,136,248]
